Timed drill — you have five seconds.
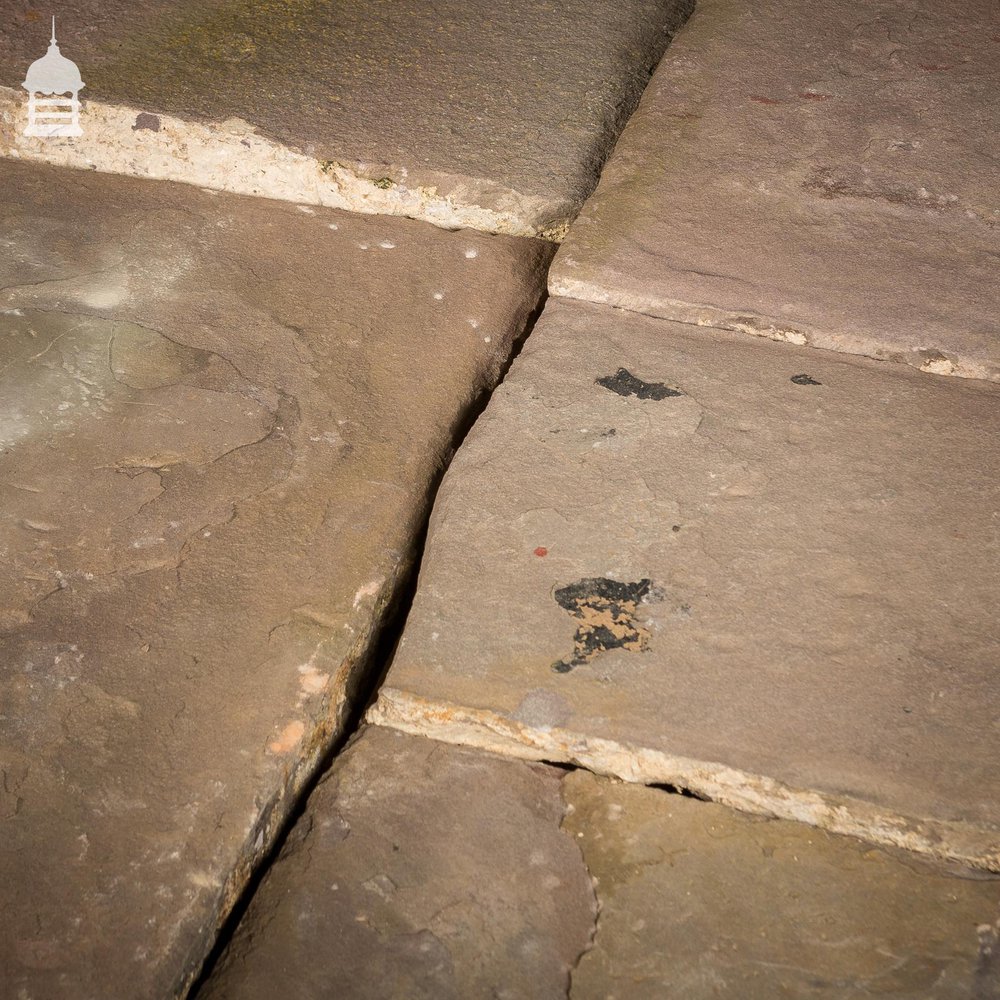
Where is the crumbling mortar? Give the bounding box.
[369,693,1000,873]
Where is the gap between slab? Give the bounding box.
[186,282,999,996]
[367,690,1000,874]
[183,289,550,998]
[550,275,1000,383]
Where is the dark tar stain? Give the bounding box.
[596,368,683,400]
[551,577,656,673]
[791,373,822,385]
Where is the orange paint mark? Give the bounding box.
[534,547,548,557]
[269,720,305,754]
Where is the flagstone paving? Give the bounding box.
[0,0,692,238]
[199,726,597,1000]
[4,2,999,993]
[549,0,1000,380]
[0,160,549,999]
[564,771,1000,1000]
[370,297,1000,870]
[198,729,1000,1000]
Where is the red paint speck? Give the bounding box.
[534,547,548,557]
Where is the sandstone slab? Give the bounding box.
[199,726,597,1000]
[564,770,1000,1000]
[371,298,1000,869]
[0,160,549,998]
[549,0,1000,379]
[0,0,691,237]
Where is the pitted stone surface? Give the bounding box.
[549,0,1000,379]
[371,298,1000,869]
[200,727,597,1000]
[0,0,692,236]
[0,160,549,998]
[564,771,1000,1000]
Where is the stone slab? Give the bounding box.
[199,726,597,1000]
[549,0,1000,380]
[0,160,549,999]
[563,770,1000,1000]
[0,0,692,238]
[370,297,1000,869]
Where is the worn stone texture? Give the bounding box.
[0,160,549,999]
[0,0,692,237]
[549,0,1000,379]
[200,726,597,1000]
[371,298,1000,869]
[563,771,1000,1000]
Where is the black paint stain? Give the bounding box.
[791,373,822,385]
[551,578,655,673]
[597,368,683,400]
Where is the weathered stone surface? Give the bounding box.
[0,160,549,998]
[564,771,1000,1000]
[200,726,597,1000]
[549,0,1000,379]
[370,298,1000,869]
[0,0,691,237]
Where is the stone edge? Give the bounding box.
[368,687,1000,873]
[0,86,569,241]
[550,276,1000,383]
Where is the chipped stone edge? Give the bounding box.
[550,274,1000,383]
[368,688,1000,873]
[0,87,570,242]
[169,564,417,1000]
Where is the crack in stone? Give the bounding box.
[23,578,68,623]
[116,321,255,388]
[7,305,258,390]
[0,259,127,297]
[559,774,601,1000]
[1,764,30,819]
[0,323,84,379]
